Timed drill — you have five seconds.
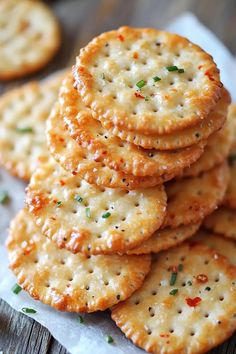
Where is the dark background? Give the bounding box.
[0,0,236,353]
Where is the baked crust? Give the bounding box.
[74,26,222,135]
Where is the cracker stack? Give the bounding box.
[6,27,236,353]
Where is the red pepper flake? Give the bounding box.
[133,52,138,59]
[198,65,203,70]
[168,265,178,272]
[59,180,65,186]
[196,274,208,284]
[134,92,145,99]
[204,70,215,81]
[186,297,202,307]
[118,34,124,42]
[160,333,170,338]
[72,171,77,176]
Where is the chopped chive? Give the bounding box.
[75,195,83,203]
[101,73,105,80]
[166,65,178,72]
[205,286,211,291]
[16,127,33,133]
[170,272,177,286]
[169,289,178,296]
[105,335,114,344]
[136,80,146,89]
[0,191,9,205]
[153,76,161,82]
[102,212,111,219]
[228,154,236,167]
[86,207,91,218]
[144,96,149,101]
[178,68,185,73]
[12,283,22,295]
[22,308,37,314]
[187,280,192,286]
[178,264,183,271]
[78,315,84,324]
[56,201,62,207]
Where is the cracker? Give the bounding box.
[7,209,151,312]
[99,87,229,150]
[181,111,234,177]
[204,208,236,240]
[111,242,236,354]
[47,104,177,189]
[25,160,167,255]
[162,163,230,228]
[125,223,200,255]
[0,0,60,80]
[60,75,205,177]
[193,230,236,265]
[0,73,64,180]
[74,26,222,135]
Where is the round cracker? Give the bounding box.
[181,111,234,178]
[204,207,236,240]
[7,209,151,312]
[163,163,230,228]
[193,230,236,266]
[125,223,201,255]
[74,26,222,135]
[47,104,177,189]
[100,88,229,150]
[0,0,60,80]
[111,242,236,354]
[60,75,205,177]
[0,73,64,180]
[25,160,167,255]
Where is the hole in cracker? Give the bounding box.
[182,282,186,287]
[177,309,182,314]
[190,331,195,336]
[152,290,157,296]
[60,259,66,265]
[180,256,185,261]
[85,285,90,290]
[219,296,224,301]
[134,300,140,305]
[147,329,152,335]
[88,269,93,274]
[125,66,131,71]
[204,260,209,265]
[104,280,109,286]
[169,329,174,333]
[204,313,209,318]
[121,217,126,221]
[116,271,121,276]
[215,276,220,282]
[188,78,193,82]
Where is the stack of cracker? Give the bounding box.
[5,27,236,353]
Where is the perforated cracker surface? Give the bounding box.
[0,0,60,80]
[0,73,63,180]
[75,26,222,134]
[26,160,167,255]
[111,242,236,354]
[7,209,151,312]
[204,208,236,240]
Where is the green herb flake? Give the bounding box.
[105,335,114,344]
[75,195,83,203]
[102,212,111,219]
[169,289,178,296]
[170,272,178,286]
[228,154,236,167]
[12,283,22,295]
[0,191,9,205]
[101,73,105,80]
[178,264,183,271]
[136,80,146,89]
[153,76,161,82]
[205,286,211,291]
[144,96,149,101]
[178,68,185,73]
[166,65,178,72]
[187,280,192,286]
[16,127,33,133]
[78,315,84,324]
[86,207,91,218]
[56,201,62,207]
[22,307,37,314]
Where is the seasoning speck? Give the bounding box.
[12,283,22,295]
[0,191,9,205]
[105,335,114,344]
[22,307,37,314]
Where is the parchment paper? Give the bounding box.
[0,13,236,354]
